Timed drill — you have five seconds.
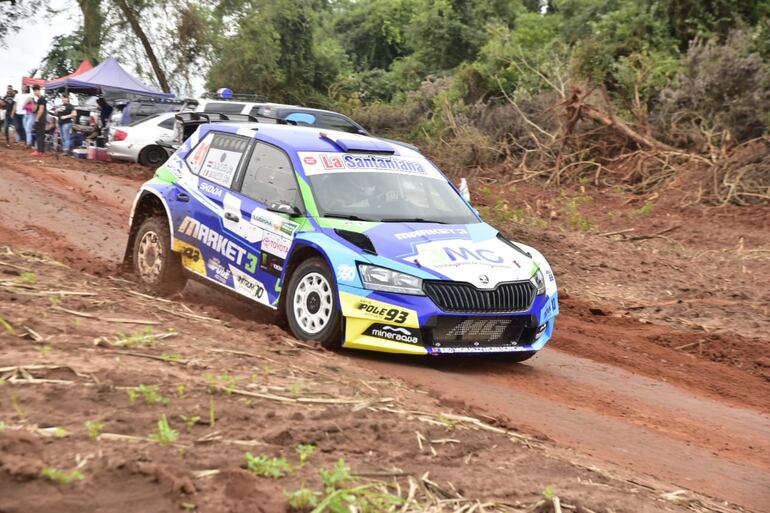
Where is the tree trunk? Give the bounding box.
[77,0,103,62]
[113,0,171,93]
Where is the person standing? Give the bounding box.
[2,86,15,147]
[57,95,76,153]
[20,85,36,147]
[31,85,48,156]
[11,88,26,144]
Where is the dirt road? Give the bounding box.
[1,150,768,512]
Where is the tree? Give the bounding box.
[113,0,171,93]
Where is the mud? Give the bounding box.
[1,145,769,512]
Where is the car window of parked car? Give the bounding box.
[185,131,249,188]
[317,113,363,134]
[157,117,175,130]
[203,102,246,114]
[128,114,161,127]
[239,142,301,209]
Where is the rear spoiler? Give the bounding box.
[173,112,296,144]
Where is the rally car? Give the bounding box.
[124,121,559,360]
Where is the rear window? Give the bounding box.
[203,102,246,114]
[185,131,250,188]
[157,117,175,130]
[281,110,362,134]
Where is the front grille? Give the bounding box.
[423,281,536,313]
[428,316,535,348]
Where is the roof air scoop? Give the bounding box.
[319,132,395,154]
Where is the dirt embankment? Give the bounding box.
[1,145,769,512]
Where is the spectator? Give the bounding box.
[31,85,48,157]
[2,85,15,147]
[11,88,26,144]
[57,95,76,153]
[96,97,113,129]
[20,85,36,147]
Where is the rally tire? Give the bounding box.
[285,257,342,350]
[138,145,169,167]
[132,216,187,296]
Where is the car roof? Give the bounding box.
[199,122,419,156]
[259,103,353,117]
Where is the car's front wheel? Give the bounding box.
[285,257,342,349]
[132,216,187,296]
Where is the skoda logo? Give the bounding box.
[478,274,489,285]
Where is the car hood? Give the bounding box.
[332,221,537,289]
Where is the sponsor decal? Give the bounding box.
[200,148,241,187]
[178,216,257,268]
[207,257,230,283]
[546,269,555,283]
[355,301,409,324]
[428,346,532,354]
[443,319,510,340]
[199,181,223,197]
[187,139,210,173]
[261,232,291,259]
[303,156,317,165]
[181,246,200,262]
[394,228,468,241]
[301,151,441,179]
[365,323,421,344]
[229,265,268,304]
[336,264,356,282]
[251,211,300,237]
[260,252,284,277]
[166,155,184,178]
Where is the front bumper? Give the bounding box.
[338,284,558,355]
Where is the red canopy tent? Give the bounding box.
[22,59,94,87]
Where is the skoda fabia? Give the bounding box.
[125,122,559,360]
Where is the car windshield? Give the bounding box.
[307,171,478,224]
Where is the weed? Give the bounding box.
[0,421,6,432]
[320,458,353,491]
[148,415,179,445]
[295,444,316,466]
[48,295,62,306]
[543,485,556,500]
[17,272,37,285]
[53,427,69,438]
[35,345,52,354]
[10,393,24,418]
[205,372,239,395]
[635,201,655,216]
[85,420,104,439]
[176,384,186,398]
[560,195,593,232]
[0,318,16,335]
[244,453,292,479]
[437,414,459,430]
[161,352,184,364]
[117,327,157,348]
[289,382,302,397]
[285,486,320,512]
[41,467,84,486]
[180,415,200,429]
[479,185,491,194]
[209,396,216,427]
[128,384,169,406]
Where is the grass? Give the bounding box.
[245,453,293,479]
[17,272,37,285]
[209,396,216,427]
[148,415,179,445]
[561,194,593,232]
[0,317,15,335]
[180,415,200,429]
[635,201,655,216]
[41,467,84,486]
[116,327,157,348]
[295,444,316,466]
[205,372,239,395]
[313,459,402,513]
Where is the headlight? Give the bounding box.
[358,264,425,295]
[531,268,546,295]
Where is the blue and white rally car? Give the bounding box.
[124,121,559,360]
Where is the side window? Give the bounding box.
[184,132,248,188]
[318,113,362,134]
[240,143,301,208]
[157,117,175,130]
[203,102,246,114]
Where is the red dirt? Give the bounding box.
[1,145,769,512]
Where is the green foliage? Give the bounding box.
[635,201,655,216]
[85,420,104,439]
[542,484,556,500]
[17,272,37,285]
[180,415,200,429]
[128,384,169,406]
[148,415,179,445]
[244,453,293,479]
[319,458,353,491]
[41,467,84,486]
[295,443,316,465]
[0,318,15,336]
[315,459,402,513]
[285,486,321,512]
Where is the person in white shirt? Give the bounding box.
[12,87,29,144]
[16,85,36,147]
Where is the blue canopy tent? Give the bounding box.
[45,57,174,99]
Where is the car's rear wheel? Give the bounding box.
[132,216,186,296]
[138,145,169,167]
[285,258,342,349]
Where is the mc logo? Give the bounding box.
[421,246,504,265]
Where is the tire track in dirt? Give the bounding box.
[2,160,769,512]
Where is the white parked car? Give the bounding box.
[106,112,176,166]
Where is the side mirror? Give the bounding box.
[268,202,302,216]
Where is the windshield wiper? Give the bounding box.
[380,217,448,224]
[322,212,376,222]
